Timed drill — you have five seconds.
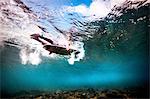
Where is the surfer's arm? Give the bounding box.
[34,38,46,45]
[31,34,45,45]
[31,34,52,45]
[39,36,53,44]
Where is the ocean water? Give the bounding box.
[0,0,149,95]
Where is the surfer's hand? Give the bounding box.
[30,34,40,39]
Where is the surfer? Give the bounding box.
[66,33,72,51]
[31,34,53,45]
[30,34,80,56]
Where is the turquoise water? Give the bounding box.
[1,32,148,93]
[1,1,149,95]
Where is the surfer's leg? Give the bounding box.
[75,51,80,58]
[49,52,52,54]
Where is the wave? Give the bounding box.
[0,0,85,65]
[0,0,149,65]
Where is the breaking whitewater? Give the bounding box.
[0,0,86,65]
[0,0,149,65]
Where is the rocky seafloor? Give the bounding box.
[2,86,149,99]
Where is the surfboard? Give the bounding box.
[43,45,80,55]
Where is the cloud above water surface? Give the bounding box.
[63,0,111,20]
[63,0,149,20]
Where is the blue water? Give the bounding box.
[1,39,148,94]
[1,1,149,94]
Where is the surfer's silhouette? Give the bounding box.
[30,34,80,56]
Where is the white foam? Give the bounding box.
[0,0,85,65]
